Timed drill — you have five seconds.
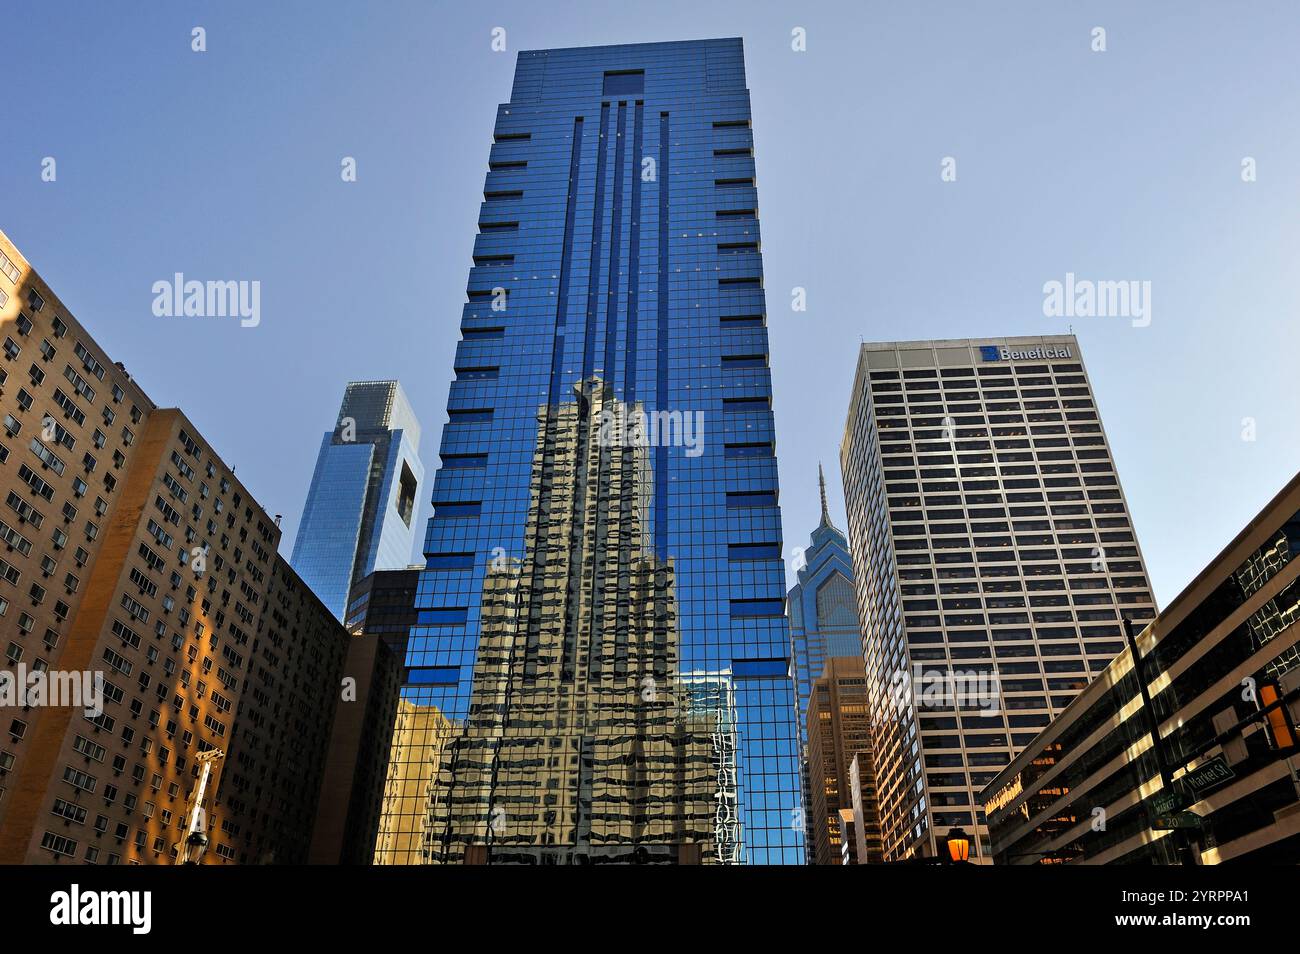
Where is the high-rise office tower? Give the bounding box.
[292,381,423,620]
[786,464,865,856]
[380,38,801,863]
[806,657,883,864]
[840,335,1157,862]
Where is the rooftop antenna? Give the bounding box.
[818,463,832,529]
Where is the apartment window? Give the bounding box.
[40,832,77,858]
[51,798,87,824]
[73,341,105,381]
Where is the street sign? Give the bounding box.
[1182,755,1235,796]
[1152,811,1203,831]
[1147,787,1191,817]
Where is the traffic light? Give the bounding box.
[1259,682,1298,753]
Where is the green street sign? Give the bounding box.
[1147,788,1191,817]
[1182,756,1235,796]
[1152,811,1203,831]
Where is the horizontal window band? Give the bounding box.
[730,600,784,619]
[415,608,468,625]
[732,658,790,678]
[728,543,781,561]
[725,491,777,508]
[406,666,461,685]
[440,454,488,469]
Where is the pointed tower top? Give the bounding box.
[818,462,832,528]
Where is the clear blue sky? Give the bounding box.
[6,1,1299,607]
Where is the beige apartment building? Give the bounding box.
[0,229,349,864]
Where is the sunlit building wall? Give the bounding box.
[0,230,349,865]
[983,473,1300,865]
[806,657,883,864]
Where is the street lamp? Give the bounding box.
[945,826,971,864]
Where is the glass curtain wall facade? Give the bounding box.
[380,38,801,864]
[292,381,423,620]
[840,336,1157,862]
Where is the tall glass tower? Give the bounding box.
[292,380,424,619]
[383,38,801,864]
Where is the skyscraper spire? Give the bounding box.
[819,462,831,528]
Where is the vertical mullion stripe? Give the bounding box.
[580,102,611,382]
[624,101,644,400]
[602,101,628,389]
[548,116,585,404]
[654,111,670,560]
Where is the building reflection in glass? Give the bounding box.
[392,381,736,863]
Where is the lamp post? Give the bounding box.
[945,826,972,864]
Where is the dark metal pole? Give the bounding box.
[1123,617,1197,865]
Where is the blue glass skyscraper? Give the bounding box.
[384,38,802,864]
[292,381,424,619]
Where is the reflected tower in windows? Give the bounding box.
[379,39,801,864]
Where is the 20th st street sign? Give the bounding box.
[1147,756,1237,831]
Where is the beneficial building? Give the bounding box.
[840,335,1157,861]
